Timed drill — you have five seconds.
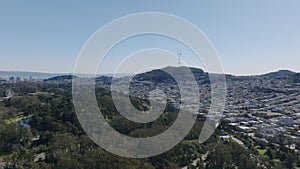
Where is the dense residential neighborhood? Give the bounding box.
[93,67,300,152]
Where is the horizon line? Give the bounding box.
[0,66,299,77]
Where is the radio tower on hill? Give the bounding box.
[177,49,182,67]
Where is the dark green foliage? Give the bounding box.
[0,80,299,169]
[289,73,300,83]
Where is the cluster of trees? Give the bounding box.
[0,121,31,154]
[0,81,299,169]
[205,141,258,169]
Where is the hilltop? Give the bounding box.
[261,70,296,79]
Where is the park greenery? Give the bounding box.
[0,79,299,169]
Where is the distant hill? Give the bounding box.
[0,71,130,80]
[44,75,76,82]
[1,68,299,83]
[261,70,296,79]
[133,66,208,83]
[0,71,63,79]
[44,75,114,84]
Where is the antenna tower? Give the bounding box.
[177,50,182,67]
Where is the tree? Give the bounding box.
[205,143,233,169]
[284,153,295,169]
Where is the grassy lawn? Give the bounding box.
[181,140,199,144]
[254,146,267,155]
[4,114,33,124]
[4,115,25,124]
[272,158,280,162]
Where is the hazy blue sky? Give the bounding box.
[0,1,299,75]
